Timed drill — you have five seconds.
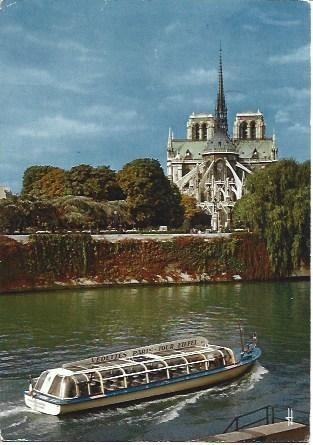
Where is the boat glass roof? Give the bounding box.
[60,343,230,377]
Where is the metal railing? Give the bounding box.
[223,405,309,433]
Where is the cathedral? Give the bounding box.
[166,49,278,231]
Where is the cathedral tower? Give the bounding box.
[166,46,278,231]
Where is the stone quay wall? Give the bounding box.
[0,233,307,293]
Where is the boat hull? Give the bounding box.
[24,359,255,415]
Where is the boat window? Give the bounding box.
[186,354,207,372]
[72,374,90,397]
[213,354,224,368]
[166,358,188,376]
[100,368,123,380]
[48,375,63,397]
[208,358,218,368]
[60,377,77,399]
[34,371,49,391]
[77,381,89,397]
[147,368,168,381]
[89,378,103,396]
[123,364,147,387]
[105,376,127,390]
[145,361,168,381]
[221,349,232,365]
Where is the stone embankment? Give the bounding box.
[205,421,309,443]
[0,233,308,293]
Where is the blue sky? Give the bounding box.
[0,0,310,192]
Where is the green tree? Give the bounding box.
[53,196,107,230]
[29,200,60,231]
[181,195,199,220]
[117,159,184,228]
[0,196,60,233]
[65,164,123,201]
[233,159,310,276]
[52,196,131,231]
[0,200,24,233]
[22,165,57,196]
[30,168,66,199]
[181,195,211,231]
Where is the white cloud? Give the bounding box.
[82,105,138,122]
[0,24,24,34]
[157,94,185,111]
[277,87,310,101]
[0,24,104,64]
[0,66,53,87]
[286,122,310,134]
[15,106,145,141]
[164,22,180,35]
[268,45,309,64]
[275,110,291,124]
[17,115,104,139]
[227,91,246,102]
[168,67,217,87]
[191,97,214,108]
[242,24,257,32]
[257,10,301,27]
[0,64,99,94]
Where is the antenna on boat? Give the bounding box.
[238,321,245,353]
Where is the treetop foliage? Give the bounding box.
[4,158,186,231]
[22,164,123,202]
[117,159,184,227]
[65,164,124,201]
[22,165,57,196]
[234,159,310,276]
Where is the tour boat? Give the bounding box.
[24,333,261,416]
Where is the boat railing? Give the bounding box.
[43,349,229,400]
[77,358,208,392]
[66,346,224,377]
[223,405,310,433]
[33,344,237,401]
[61,337,216,368]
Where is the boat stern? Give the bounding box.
[24,392,61,416]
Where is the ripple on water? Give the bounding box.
[0,281,309,441]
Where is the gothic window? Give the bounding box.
[215,160,224,181]
[201,123,207,140]
[239,121,248,139]
[250,121,256,139]
[193,123,200,140]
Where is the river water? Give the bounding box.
[0,281,310,442]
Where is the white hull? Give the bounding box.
[25,362,252,415]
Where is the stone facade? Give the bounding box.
[167,50,278,231]
[0,186,11,199]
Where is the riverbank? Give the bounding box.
[0,233,309,293]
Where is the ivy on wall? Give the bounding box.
[0,233,275,293]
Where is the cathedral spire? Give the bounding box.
[215,44,228,134]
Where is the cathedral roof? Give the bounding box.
[202,129,237,154]
[236,139,274,160]
[169,137,274,162]
[170,140,207,159]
